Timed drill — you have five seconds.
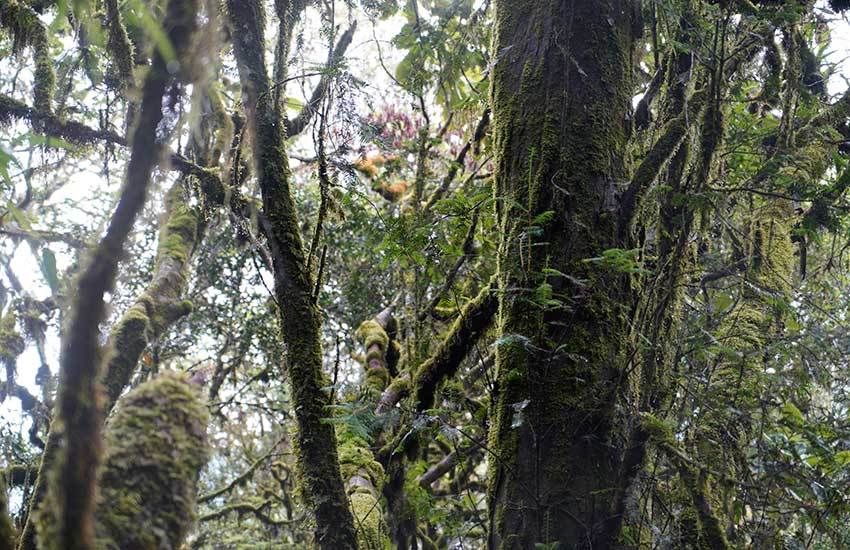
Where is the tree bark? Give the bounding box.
[486,1,638,548]
[225,1,357,547]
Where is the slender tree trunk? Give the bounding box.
[487,1,638,548]
[225,2,357,547]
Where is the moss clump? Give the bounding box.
[356,320,389,360]
[338,441,385,487]
[94,371,210,549]
[640,412,675,446]
[350,491,388,549]
[356,319,391,392]
[337,428,388,549]
[0,310,25,365]
[104,0,135,91]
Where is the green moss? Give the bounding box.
[0,310,25,364]
[105,0,135,91]
[156,184,200,268]
[0,1,55,113]
[349,492,388,550]
[208,83,233,165]
[93,371,210,549]
[336,426,389,549]
[338,442,385,489]
[356,320,389,355]
[640,412,675,445]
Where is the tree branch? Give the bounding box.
[23,2,199,548]
[413,281,497,412]
[422,109,490,211]
[285,23,357,137]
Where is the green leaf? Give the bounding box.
[40,248,60,294]
[5,201,32,230]
[125,0,176,64]
[531,210,555,226]
[0,146,20,188]
[780,402,805,427]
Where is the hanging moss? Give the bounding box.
[207,84,233,166]
[93,372,210,549]
[0,1,55,113]
[104,0,136,92]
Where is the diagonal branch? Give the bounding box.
[99,180,201,413]
[413,281,497,412]
[285,24,357,137]
[423,109,490,211]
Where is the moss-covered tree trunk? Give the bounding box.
[225,1,357,547]
[486,1,638,548]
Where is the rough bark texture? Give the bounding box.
[225,1,357,547]
[486,1,637,548]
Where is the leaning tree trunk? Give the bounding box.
[486,1,638,548]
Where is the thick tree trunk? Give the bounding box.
[487,1,637,548]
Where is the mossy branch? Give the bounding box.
[225,0,357,546]
[100,180,201,413]
[0,94,125,145]
[199,499,301,526]
[95,373,210,549]
[0,94,258,226]
[0,1,54,113]
[413,281,497,412]
[198,444,279,504]
[328,310,400,549]
[104,0,135,92]
[619,89,708,241]
[31,2,199,548]
[640,414,731,550]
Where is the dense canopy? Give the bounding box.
[2,0,850,548]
